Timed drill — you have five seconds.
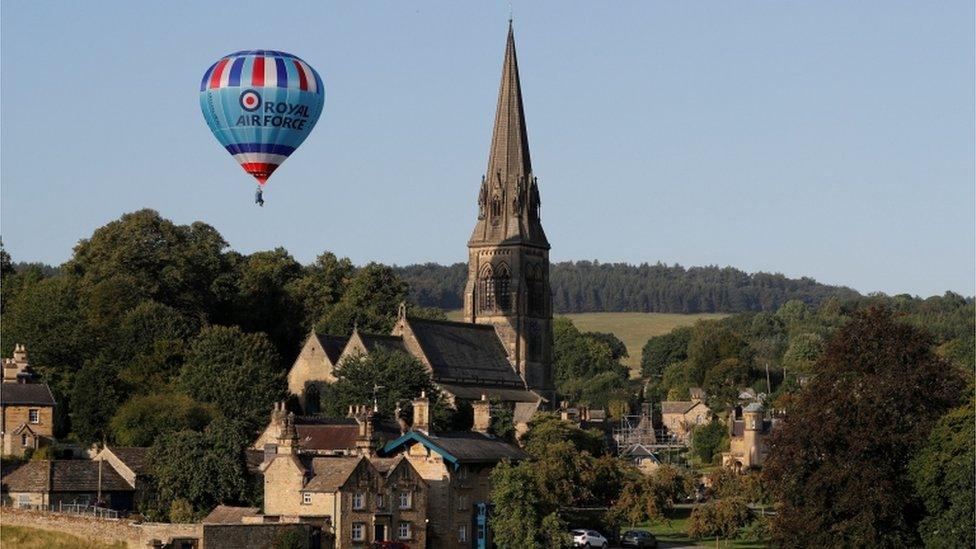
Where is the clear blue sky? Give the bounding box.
[2,2,973,297]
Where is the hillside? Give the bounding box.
[396,261,861,314]
[446,310,727,375]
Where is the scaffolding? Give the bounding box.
[613,403,688,466]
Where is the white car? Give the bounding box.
[571,529,609,548]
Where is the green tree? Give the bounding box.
[148,417,252,517]
[231,248,305,356]
[179,325,285,427]
[114,300,199,389]
[584,331,629,361]
[611,465,693,526]
[909,397,975,548]
[763,307,964,548]
[70,358,123,444]
[314,263,408,336]
[520,413,606,458]
[685,322,745,386]
[781,332,822,373]
[111,393,213,447]
[691,420,729,464]
[687,498,751,540]
[640,326,692,379]
[490,460,547,549]
[319,349,438,419]
[288,251,354,330]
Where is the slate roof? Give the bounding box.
[294,418,402,452]
[303,456,363,492]
[437,383,539,404]
[357,333,409,355]
[313,333,349,364]
[203,505,260,524]
[381,430,528,467]
[0,382,56,406]
[245,449,266,473]
[108,447,150,476]
[405,318,525,387]
[2,460,132,493]
[661,401,707,415]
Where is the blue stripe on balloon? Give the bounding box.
[225,143,297,155]
[228,57,246,86]
[313,68,324,96]
[200,61,218,91]
[275,58,288,88]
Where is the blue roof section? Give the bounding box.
[380,431,461,470]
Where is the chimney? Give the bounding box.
[412,391,430,434]
[354,406,377,457]
[472,394,492,434]
[277,412,299,455]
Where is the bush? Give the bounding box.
[687,498,751,540]
[168,498,195,523]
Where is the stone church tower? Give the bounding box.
[463,23,554,402]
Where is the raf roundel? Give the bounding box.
[239,89,262,112]
[199,50,325,187]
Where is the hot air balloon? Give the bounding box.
[199,50,325,200]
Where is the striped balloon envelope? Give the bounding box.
[200,50,325,186]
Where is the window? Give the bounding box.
[398,521,411,540]
[17,494,30,508]
[458,524,468,542]
[457,494,469,511]
[352,522,365,541]
[28,409,39,424]
[375,494,384,509]
[302,492,312,505]
[399,490,412,510]
[20,434,28,446]
[478,264,511,312]
[352,492,365,510]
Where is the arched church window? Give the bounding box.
[490,194,502,220]
[479,264,495,312]
[495,264,511,310]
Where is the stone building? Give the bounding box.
[0,459,135,511]
[261,413,429,548]
[380,393,528,549]
[1,344,56,457]
[285,22,555,419]
[722,402,773,471]
[661,388,713,442]
[253,402,402,455]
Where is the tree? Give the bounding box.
[520,413,606,459]
[763,307,964,548]
[611,465,693,526]
[490,460,549,549]
[65,209,230,318]
[148,417,253,518]
[231,248,305,357]
[319,349,438,419]
[781,333,822,373]
[114,300,199,389]
[685,322,745,386]
[314,263,408,336]
[687,498,751,540]
[70,358,123,444]
[909,397,975,548]
[288,251,355,330]
[691,420,728,464]
[640,326,692,379]
[179,325,285,427]
[111,393,213,447]
[584,331,629,361]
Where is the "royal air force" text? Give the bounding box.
[236,102,311,130]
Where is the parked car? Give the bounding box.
[620,529,658,548]
[571,529,609,548]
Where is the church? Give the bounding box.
[285,23,555,428]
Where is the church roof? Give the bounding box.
[404,317,526,388]
[313,333,349,364]
[0,382,56,406]
[357,333,409,355]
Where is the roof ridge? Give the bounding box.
[405,316,497,330]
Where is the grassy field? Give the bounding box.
[0,525,126,549]
[446,310,728,376]
[633,506,767,548]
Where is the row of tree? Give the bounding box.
[394,261,863,313]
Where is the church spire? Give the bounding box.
[470,23,548,249]
[486,21,532,186]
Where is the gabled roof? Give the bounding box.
[356,333,409,355]
[380,430,528,469]
[303,456,364,492]
[312,333,349,364]
[203,504,260,524]
[1,460,132,493]
[661,400,709,415]
[293,417,401,452]
[106,447,150,476]
[0,382,56,406]
[402,318,526,388]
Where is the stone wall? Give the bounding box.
[203,523,325,549]
[0,507,201,548]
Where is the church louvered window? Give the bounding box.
[527,264,546,316]
[479,263,511,312]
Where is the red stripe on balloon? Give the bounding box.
[293,60,308,91]
[252,57,265,87]
[241,162,279,184]
[209,58,229,89]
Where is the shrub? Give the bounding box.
[687,498,751,540]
